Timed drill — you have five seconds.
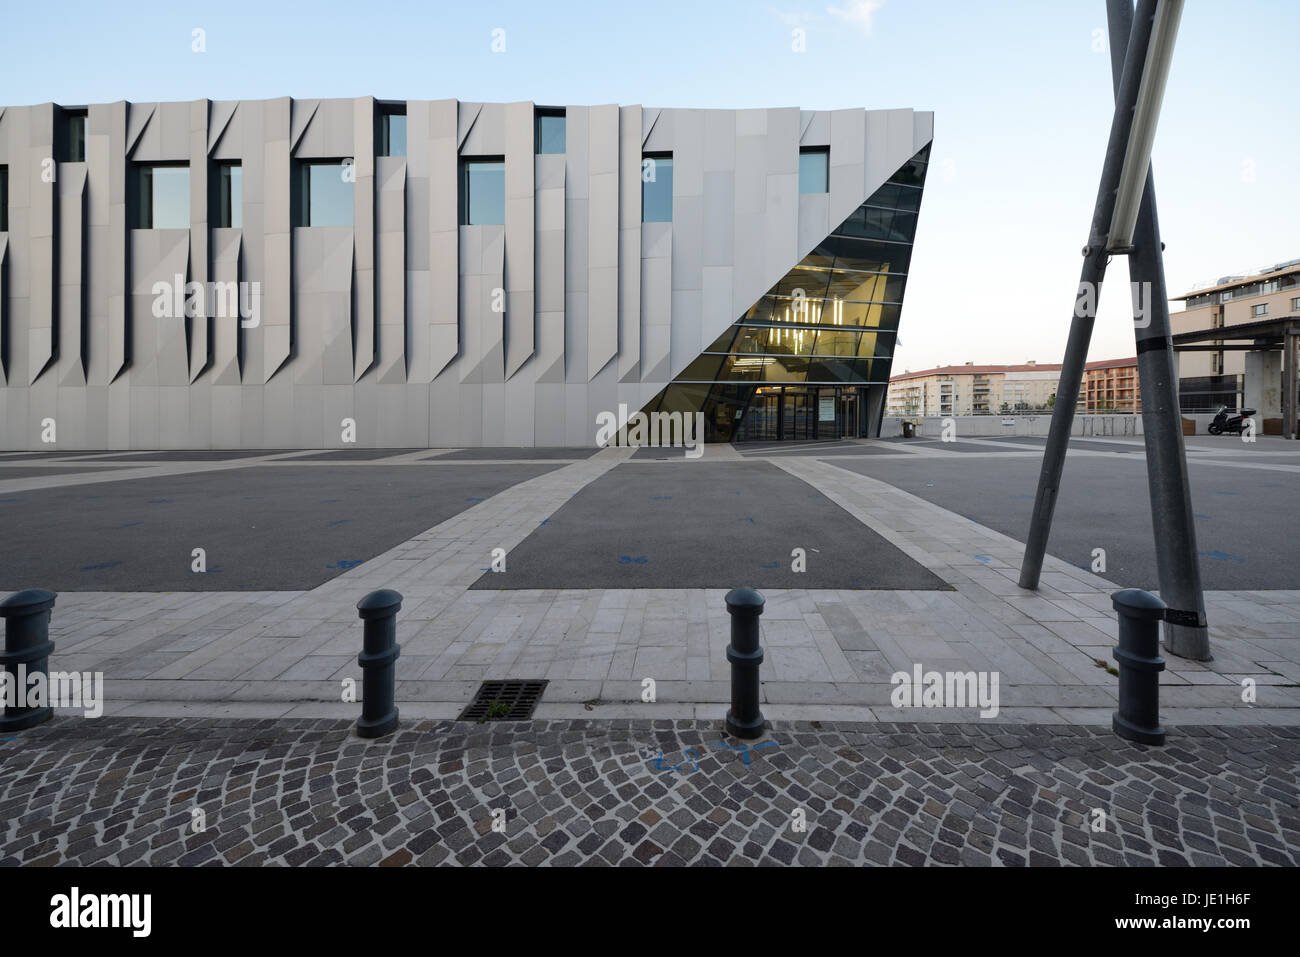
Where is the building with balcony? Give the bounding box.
[886,361,1059,416]
[1170,259,1300,411]
[886,357,1141,416]
[1078,356,1140,412]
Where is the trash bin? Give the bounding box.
[902,421,915,438]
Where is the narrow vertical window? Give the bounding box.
[379,105,407,157]
[459,159,505,225]
[217,163,242,228]
[64,110,88,162]
[641,153,672,223]
[799,147,829,194]
[535,108,565,154]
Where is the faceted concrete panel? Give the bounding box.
[504,101,535,379]
[0,95,931,447]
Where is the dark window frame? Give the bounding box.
[58,108,88,163]
[0,166,8,232]
[459,157,506,226]
[641,151,673,223]
[377,102,407,158]
[799,147,830,195]
[294,159,356,227]
[535,107,566,154]
[131,162,191,229]
[215,161,242,229]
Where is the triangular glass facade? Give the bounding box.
[642,144,930,442]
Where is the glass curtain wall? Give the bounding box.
[641,145,930,442]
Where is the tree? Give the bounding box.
[1047,393,1056,409]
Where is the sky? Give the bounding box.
[2,0,1296,374]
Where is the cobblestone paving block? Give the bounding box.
[0,718,1296,866]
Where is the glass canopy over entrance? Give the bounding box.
[641,144,929,442]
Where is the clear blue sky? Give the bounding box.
[2,0,1295,372]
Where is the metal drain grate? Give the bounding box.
[458,680,549,722]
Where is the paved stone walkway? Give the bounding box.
[1,717,1296,867]
[17,444,1299,725]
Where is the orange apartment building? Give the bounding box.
[886,357,1140,416]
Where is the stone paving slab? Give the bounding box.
[17,448,1300,724]
[1,717,1295,867]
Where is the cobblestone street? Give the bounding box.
[2,717,1296,867]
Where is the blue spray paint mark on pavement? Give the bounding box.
[738,516,756,524]
[760,561,780,569]
[1198,550,1246,562]
[326,559,363,569]
[974,555,991,564]
[648,749,700,773]
[713,739,778,766]
[466,496,485,502]
[618,555,648,565]
[327,519,349,527]
[81,561,123,571]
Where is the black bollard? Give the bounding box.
[1111,588,1167,746]
[0,589,58,731]
[355,589,402,739]
[724,587,766,739]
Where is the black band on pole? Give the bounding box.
[1163,607,1205,628]
[1135,335,1172,356]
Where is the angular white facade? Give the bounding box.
[0,98,933,448]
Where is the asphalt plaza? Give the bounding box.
[822,434,1300,591]
[471,459,948,590]
[0,463,560,591]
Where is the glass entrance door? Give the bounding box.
[840,389,859,438]
[782,389,816,440]
[740,388,780,441]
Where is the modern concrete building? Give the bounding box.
[0,98,933,449]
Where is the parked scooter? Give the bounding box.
[1207,405,1256,435]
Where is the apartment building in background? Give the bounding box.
[1078,356,1140,412]
[1170,258,1300,410]
[886,357,1140,416]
